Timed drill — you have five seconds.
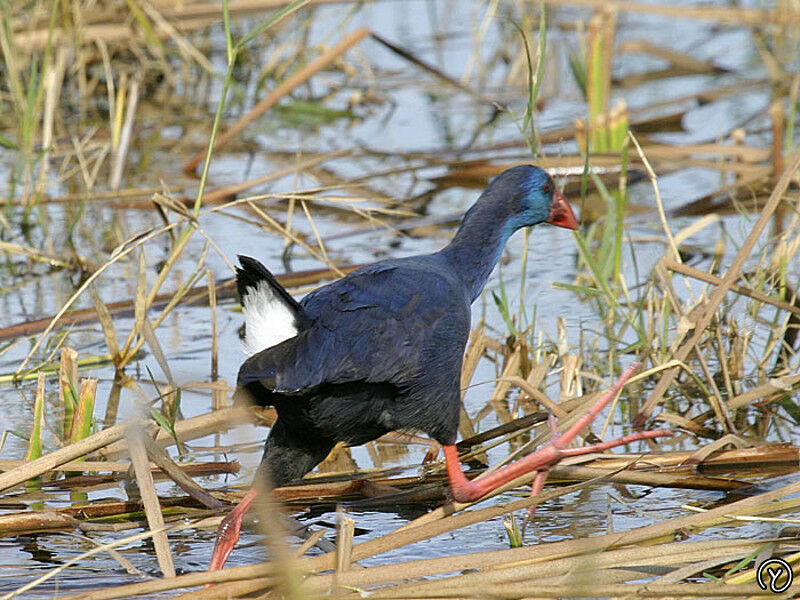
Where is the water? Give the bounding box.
[1,0,799,596]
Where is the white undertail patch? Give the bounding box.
[242,280,298,355]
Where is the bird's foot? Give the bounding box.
[444,363,672,504]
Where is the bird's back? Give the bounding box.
[237,253,471,445]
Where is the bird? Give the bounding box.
[208,164,669,571]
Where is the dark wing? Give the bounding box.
[237,261,469,394]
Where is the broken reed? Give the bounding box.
[22,347,98,483]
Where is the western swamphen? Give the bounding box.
[209,165,669,570]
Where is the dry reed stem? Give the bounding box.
[0,240,73,268]
[138,0,216,73]
[618,40,722,73]
[127,425,176,577]
[200,149,349,204]
[0,419,132,492]
[487,348,521,424]
[0,510,77,536]
[458,328,485,441]
[343,581,785,598]
[66,472,800,599]
[635,146,800,427]
[9,0,340,50]
[13,218,182,375]
[141,433,225,509]
[0,187,162,206]
[0,458,237,474]
[548,463,746,492]
[629,131,680,261]
[540,0,800,25]
[97,405,252,459]
[6,519,213,600]
[727,372,800,410]
[501,376,568,418]
[184,27,370,172]
[244,198,345,274]
[679,434,751,467]
[691,346,733,431]
[333,540,775,598]
[335,514,356,572]
[109,75,139,190]
[207,269,218,379]
[370,32,491,103]
[663,258,800,315]
[582,442,798,470]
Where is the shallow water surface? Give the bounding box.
[1,0,799,596]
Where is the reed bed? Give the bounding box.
[1,0,799,598]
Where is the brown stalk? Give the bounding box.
[541,0,800,25]
[691,346,733,432]
[0,187,162,207]
[0,458,237,475]
[13,219,184,375]
[457,327,485,439]
[549,463,747,492]
[678,434,751,468]
[0,240,74,268]
[347,581,780,598]
[634,146,800,427]
[109,75,140,190]
[335,514,356,572]
[140,434,225,510]
[475,348,520,424]
[727,371,800,410]
[58,347,78,439]
[456,412,548,451]
[618,40,724,73]
[0,419,131,493]
[370,32,491,103]
[11,1,332,50]
[127,425,176,577]
[184,27,369,173]
[63,473,800,599]
[0,510,80,534]
[97,405,254,460]
[579,442,798,470]
[207,269,218,379]
[502,375,567,418]
[770,100,786,236]
[200,150,349,204]
[0,263,363,342]
[662,258,800,315]
[328,540,767,598]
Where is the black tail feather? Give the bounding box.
[236,255,311,329]
[236,255,297,307]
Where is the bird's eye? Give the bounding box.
[542,180,553,194]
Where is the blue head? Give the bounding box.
[489,165,577,232]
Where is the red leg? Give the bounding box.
[208,487,259,572]
[443,362,671,503]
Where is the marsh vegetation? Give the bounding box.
[0,0,799,597]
